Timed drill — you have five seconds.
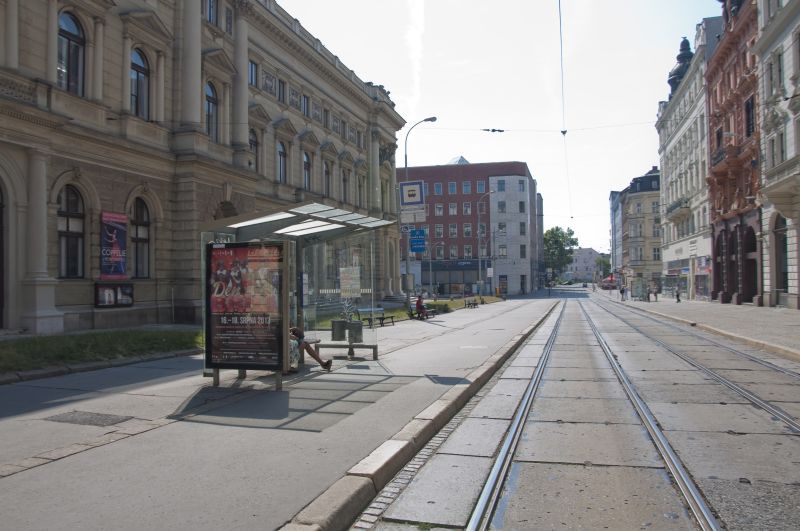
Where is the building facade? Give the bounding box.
[404,160,543,297]
[609,190,624,285]
[617,167,662,298]
[656,18,722,301]
[753,0,800,309]
[707,0,763,305]
[0,0,404,332]
[564,247,602,283]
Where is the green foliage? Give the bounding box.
[596,255,611,277]
[543,226,579,274]
[0,330,203,374]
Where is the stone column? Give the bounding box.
[4,0,19,69]
[389,159,398,215]
[180,0,202,129]
[46,0,58,83]
[93,17,105,101]
[21,150,62,333]
[369,130,381,212]
[222,82,231,144]
[232,2,250,166]
[291,140,302,188]
[121,32,132,113]
[156,51,165,122]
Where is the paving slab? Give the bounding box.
[625,369,712,384]
[382,454,492,528]
[498,366,535,379]
[738,382,800,402]
[634,381,749,404]
[713,369,799,385]
[527,397,640,424]
[543,367,616,380]
[438,417,510,457]
[516,422,663,467]
[650,402,794,434]
[538,380,628,399]
[468,394,522,420]
[492,462,694,530]
[697,477,800,530]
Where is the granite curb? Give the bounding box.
[282,300,560,531]
[0,348,202,386]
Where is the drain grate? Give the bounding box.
[45,411,133,427]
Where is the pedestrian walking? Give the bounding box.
[676,289,681,303]
[620,286,625,301]
[653,288,658,302]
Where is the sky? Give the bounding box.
[278,0,724,253]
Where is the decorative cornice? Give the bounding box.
[0,105,68,129]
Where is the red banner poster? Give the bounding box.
[205,242,284,370]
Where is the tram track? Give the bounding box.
[590,298,800,433]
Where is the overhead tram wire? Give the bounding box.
[558,0,574,221]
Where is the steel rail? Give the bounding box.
[591,299,800,433]
[602,298,800,379]
[466,300,567,531]
[578,301,722,531]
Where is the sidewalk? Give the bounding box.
[593,289,800,360]
[0,298,557,531]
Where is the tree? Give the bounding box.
[543,227,579,276]
[595,255,611,278]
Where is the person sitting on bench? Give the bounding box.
[289,327,331,372]
[415,295,428,319]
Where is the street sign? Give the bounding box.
[410,229,425,239]
[409,229,426,253]
[399,181,425,207]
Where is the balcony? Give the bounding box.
[762,156,800,219]
[665,197,690,222]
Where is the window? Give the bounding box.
[745,97,755,136]
[206,0,218,25]
[449,203,457,215]
[323,108,330,129]
[479,242,487,257]
[225,7,233,34]
[303,152,312,189]
[464,245,473,259]
[498,222,507,236]
[435,246,444,259]
[324,161,331,196]
[462,181,472,194]
[445,245,455,259]
[205,82,218,142]
[463,202,472,215]
[518,201,525,213]
[435,224,444,238]
[498,201,506,213]
[130,49,149,120]
[249,129,259,171]
[653,247,661,260]
[520,244,527,259]
[435,204,444,216]
[357,176,364,207]
[479,223,486,237]
[58,185,84,278]
[449,223,458,237]
[448,182,457,194]
[476,181,486,193]
[635,202,642,214]
[519,222,526,236]
[652,201,659,213]
[464,223,472,237]
[653,224,660,237]
[131,198,150,278]
[341,169,349,203]
[498,244,507,257]
[277,79,286,103]
[301,95,310,117]
[478,201,486,215]
[248,60,258,86]
[277,142,287,183]
[497,180,506,192]
[57,13,85,96]
[434,183,443,195]
[422,225,429,236]
[341,120,348,140]
[518,179,526,192]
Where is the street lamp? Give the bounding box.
[476,190,494,296]
[428,241,445,297]
[402,116,437,310]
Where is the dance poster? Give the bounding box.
[205,241,285,370]
[100,212,128,280]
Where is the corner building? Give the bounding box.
[0,0,404,332]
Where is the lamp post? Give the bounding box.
[402,116,437,311]
[476,190,494,296]
[428,241,445,297]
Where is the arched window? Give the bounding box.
[130,49,150,120]
[131,198,150,278]
[277,142,287,183]
[205,82,218,142]
[357,176,364,208]
[324,161,331,196]
[249,129,259,172]
[303,152,312,190]
[341,168,350,203]
[57,185,85,278]
[58,13,85,96]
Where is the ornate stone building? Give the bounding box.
[656,18,722,301]
[752,0,800,309]
[0,0,404,332]
[707,0,762,305]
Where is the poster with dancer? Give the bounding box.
[205,241,285,370]
[100,212,128,280]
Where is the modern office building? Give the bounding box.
[752,0,800,309]
[403,159,543,296]
[656,18,722,300]
[0,0,404,332]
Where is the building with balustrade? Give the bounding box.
[656,18,722,301]
[707,0,762,305]
[752,0,800,309]
[0,0,404,332]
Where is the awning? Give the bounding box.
[199,201,396,245]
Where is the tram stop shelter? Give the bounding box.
[200,201,395,389]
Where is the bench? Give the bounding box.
[465,299,478,309]
[411,307,438,320]
[313,342,378,361]
[356,307,395,327]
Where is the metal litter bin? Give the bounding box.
[331,320,348,341]
[347,320,363,343]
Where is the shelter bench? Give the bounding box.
[410,307,438,320]
[313,342,378,361]
[356,308,395,327]
[465,299,478,309]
